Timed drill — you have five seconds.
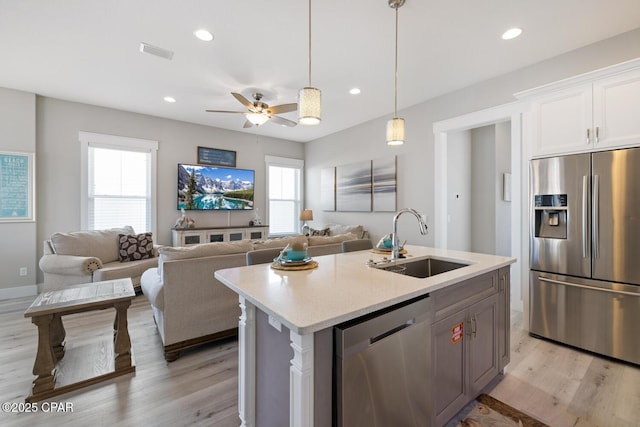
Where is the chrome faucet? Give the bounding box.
[392,208,428,260]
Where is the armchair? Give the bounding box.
[39,226,159,292]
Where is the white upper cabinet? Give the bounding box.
[593,71,640,150]
[517,59,640,158]
[531,84,593,156]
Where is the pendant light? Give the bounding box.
[386,0,405,145]
[298,0,321,125]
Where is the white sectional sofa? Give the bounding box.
[307,223,369,239]
[141,233,363,361]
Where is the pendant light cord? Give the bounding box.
[308,0,312,87]
[394,5,398,117]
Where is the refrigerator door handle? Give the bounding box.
[538,277,640,297]
[582,175,589,258]
[593,174,599,259]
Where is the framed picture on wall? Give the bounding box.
[197,146,237,167]
[336,160,372,212]
[0,151,35,222]
[320,167,336,211]
[372,156,397,212]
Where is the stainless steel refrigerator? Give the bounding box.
[530,147,640,365]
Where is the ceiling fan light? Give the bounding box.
[298,87,321,125]
[386,117,405,145]
[246,113,269,125]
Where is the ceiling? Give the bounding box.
[1,0,640,143]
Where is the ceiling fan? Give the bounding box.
[206,92,298,128]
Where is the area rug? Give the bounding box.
[446,394,548,427]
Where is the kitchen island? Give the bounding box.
[215,245,516,427]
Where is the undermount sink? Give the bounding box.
[375,257,469,278]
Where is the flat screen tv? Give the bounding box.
[177,164,254,210]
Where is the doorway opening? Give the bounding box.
[433,102,525,312]
[447,122,511,256]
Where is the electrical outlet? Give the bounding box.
[19,267,27,277]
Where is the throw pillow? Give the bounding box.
[118,233,155,262]
[309,227,330,236]
[326,224,365,238]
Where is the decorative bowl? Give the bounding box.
[286,249,308,261]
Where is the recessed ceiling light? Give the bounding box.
[164,96,176,103]
[194,29,214,42]
[502,28,523,40]
[349,88,361,95]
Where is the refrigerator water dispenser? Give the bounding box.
[534,194,567,239]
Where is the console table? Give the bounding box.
[172,225,269,246]
[23,278,136,402]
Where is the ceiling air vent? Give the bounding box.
[139,42,174,60]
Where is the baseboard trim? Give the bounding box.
[0,285,38,300]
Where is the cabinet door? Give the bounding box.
[498,267,511,371]
[182,231,205,246]
[227,230,244,241]
[432,310,467,426]
[468,294,499,396]
[206,231,225,243]
[246,228,266,240]
[593,69,640,149]
[532,84,593,156]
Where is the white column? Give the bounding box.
[290,331,314,427]
[238,296,256,427]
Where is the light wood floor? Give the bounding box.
[492,311,640,427]
[0,295,638,427]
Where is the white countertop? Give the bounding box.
[215,245,516,335]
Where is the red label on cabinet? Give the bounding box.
[451,323,463,344]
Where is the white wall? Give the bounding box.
[35,97,303,285]
[468,123,512,256]
[0,88,37,297]
[494,121,512,257]
[446,131,471,251]
[470,125,496,254]
[304,28,640,246]
[445,123,512,256]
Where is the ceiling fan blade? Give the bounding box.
[269,115,297,127]
[242,119,254,128]
[231,92,255,111]
[205,109,247,114]
[265,103,298,115]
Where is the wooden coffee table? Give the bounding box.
[24,278,136,402]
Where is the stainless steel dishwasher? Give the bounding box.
[334,295,432,427]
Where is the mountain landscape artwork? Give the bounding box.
[177,164,254,210]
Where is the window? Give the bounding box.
[80,132,158,235]
[266,156,304,235]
